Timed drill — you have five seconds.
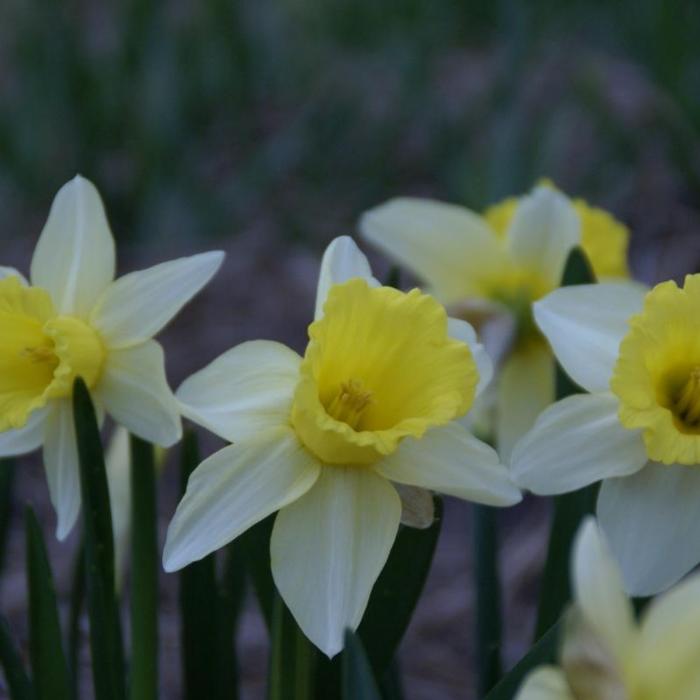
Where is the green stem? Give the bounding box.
[474,504,502,697]
[67,537,85,697]
[129,437,158,700]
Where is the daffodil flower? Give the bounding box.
[509,274,700,596]
[360,183,630,458]
[163,236,521,657]
[516,517,700,700]
[0,175,223,539]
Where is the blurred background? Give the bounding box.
[1,1,700,698]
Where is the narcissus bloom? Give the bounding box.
[0,176,223,538]
[360,183,630,457]
[516,517,700,700]
[164,236,520,656]
[511,275,700,596]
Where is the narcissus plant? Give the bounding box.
[360,183,630,458]
[163,236,521,656]
[0,175,223,538]
[516,517,700,700]
[511,275,700,595]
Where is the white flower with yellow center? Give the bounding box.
[0,175,223,539]
[163,236,521,656]
[516,517,700,700]
[510,274,700,596]
[360,183,630,458]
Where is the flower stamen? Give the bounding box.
[673,366,700,428]
[325,379,373,430]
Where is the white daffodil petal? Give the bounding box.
[447,317,493,396]
[395,484,435,529]
[0,267,27,285]
[163,428,320,572]
[97,340,181,447]
[598,462,700,596]
[514,667,574,700]
[359,197,507,304]
[105,427,132,591]
[271,466,401,657]
[90,251,224,348]
[507,186,579,287]
[30,176,115,317]
[511,393,647,495]
[496,345,554,462]
[375,422,521,506]
[534,282,647,393]
[0,408,47,456]
[43,400,80,541]
[637,573,700,700]
[572,518,635,665]
[315,236,379,320]
[176,340,300,443]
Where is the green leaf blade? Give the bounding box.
[73,378,125,700]
[25,507,72,700]
[129,436,158,700]
[341,631,381,700]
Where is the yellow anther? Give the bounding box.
[325,379,373,430]
[674,367,700,426]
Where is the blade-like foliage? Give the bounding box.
[267,594,317,700]
[0,460,16,585]
[474,504,502,695]
[484,620,561,700]
[342,632,381,700]
[25,508,72,700]
[73,378,125,700]
[129,436,158,700]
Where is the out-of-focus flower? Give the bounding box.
[360,183,630,458]
[164,236,520,657]
[0,176,223,539]
[510,275,700,596]
[516,517,700,700]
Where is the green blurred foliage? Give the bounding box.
[0,0,699,246]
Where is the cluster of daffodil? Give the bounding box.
[3,174,700,697]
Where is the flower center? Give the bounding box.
[291,278,478,465]
[0,276,105,431]
[611,275,700,465]
[324,379,374,430]
[671,367,700,429]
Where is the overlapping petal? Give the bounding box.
[271,465,401,657]
[359,197,508,303]
[515,667,574,700]
[507,186,579,287]
[0,407,47,457]
[163,428,320,572]
[176,340,301,443]
[447,317,493,396]
[96,340,181,447]
[598,462,700,596]
[0,267,27,285]
[90,251,224,348]
[572,518,635,665]
[30,175,115,317]
[43,400,81,540]
[637,574,700,699]
[314,236,378,320]
[534,282,647,393]
[496,345,554,462]
[511,393,647,494]
[375,422,521,505]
